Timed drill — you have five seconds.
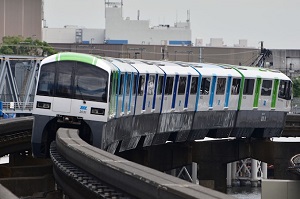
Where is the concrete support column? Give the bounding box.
[251,159,258,187]
[197,161,227,193]
[231,162,237,180]
[171,169,176,176]
[231,161,238,186]
[262,162,268,179]
[227,163,232,187]
[192,162,197,184]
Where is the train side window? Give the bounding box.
[126,74,131,95]
[190,77,198,94]
[119,74,124,95]
[286,81,292,100]
[261,80,272,96]
[157,76,164,95]
[178,76,187,95]
[201,77,210,95]
[279,80,292,100]
[216,78,226,95]
[138,75,145,95]
[132,74,137,95]
[231,78,241,95]
[243,79,255,95]
[147,75,155,95]
[165,76,174,95]
[37,63,55,96]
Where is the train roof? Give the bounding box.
[126,59,165,74]
[104,58,138,73]
[233,66,291,81]
[189,63,242,78]
[152,61,199,76]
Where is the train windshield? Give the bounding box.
[37,61,108,102]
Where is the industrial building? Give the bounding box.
[0,0,42,41]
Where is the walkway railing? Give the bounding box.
[1,102,33,114]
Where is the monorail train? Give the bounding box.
[31,52,292,157]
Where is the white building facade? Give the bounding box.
[42,1,192,46]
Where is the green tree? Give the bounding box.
[0,36,57,56]
[293,78,300,98]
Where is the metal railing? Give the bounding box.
[2,102,33,114]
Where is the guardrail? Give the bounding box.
[1,102,33,114]
[54,128,233,199]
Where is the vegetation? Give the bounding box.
[0,36,56,56]
[293,78,300,98]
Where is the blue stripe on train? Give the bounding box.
[189,66,202,112]
[152,74,158,110]
[121,73,127,113]
[160,73,167,113]
[142,74,149,110]
[172,75,179,109]
[209,75,217,108]
[184,75,191,108]
[128,72,133,112]
[225,75,232,108]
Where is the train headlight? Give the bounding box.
[36,101,51,109]
[90,107,105,115]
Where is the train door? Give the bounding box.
[175,75,190,112]
[240,78,256,110]
[143,73,156,113]
[108,70,118,118]
[213,77,227,110]
[135,74,146,114]
[228,78,241,110]
[277,80,292,111]
[152,74,162,113]
[188,75,200,111]
[197,76,212,110]
[122,72,134,116]
[128,73,137,115]
[161,76,174,113]
[258,78,273,110]
[116,72,124,117]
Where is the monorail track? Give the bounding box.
[0,116,33,157]
[53,128,233,199]
[1,114,300,198]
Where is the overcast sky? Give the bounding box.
[44,0,300,49]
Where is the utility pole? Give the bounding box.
[260,41,265,68]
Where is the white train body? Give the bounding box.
[31,52,292,157]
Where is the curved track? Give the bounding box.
[52,128,233,199]
[0,116,33,157]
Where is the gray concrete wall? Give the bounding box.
[262,179,300,199]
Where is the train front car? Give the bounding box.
[32,52,114,157]
[231,66,292,138]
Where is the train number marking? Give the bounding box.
[80,105,87,114]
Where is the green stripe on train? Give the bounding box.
[56,52,99,65]
[232,67,245,110]
[271,79,279,108]
[253,78,261,108]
